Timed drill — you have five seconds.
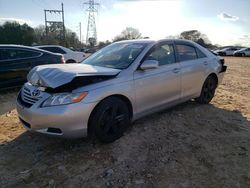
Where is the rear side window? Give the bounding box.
[41,47,66,54]
[196,48,207,58]
[176,44,197,61]
[0,49,41,61]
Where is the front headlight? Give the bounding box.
[41,92,88,107]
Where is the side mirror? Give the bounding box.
[140,60,159,70]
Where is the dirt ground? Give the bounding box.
[0,57,250,188]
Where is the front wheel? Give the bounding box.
[89,97,131,143]
[195,76,217,104]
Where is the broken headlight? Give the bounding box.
[41,92,88,107]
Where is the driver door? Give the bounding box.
[133,42,181,115]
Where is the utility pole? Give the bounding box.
[84,0,99,46]
[44,10,48,39]
[61,3,66,42]
[44,3,65,45]
[79,22,82,43]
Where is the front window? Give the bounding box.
[82,42,147,69]
[0,49,41,60]
[145,44,176,66]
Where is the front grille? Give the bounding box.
[18,86,42,108]
[18,92,32,108]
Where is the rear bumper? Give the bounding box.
[220,65,227,73]
[218,65,227,84]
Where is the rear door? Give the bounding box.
[134,41,181,115]
[0,48,41,88]
[174,42,208,98]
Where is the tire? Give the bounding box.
[195,76,217,104]
[66,59,76,63]
[89,97,131,143]
[241,53,246,57]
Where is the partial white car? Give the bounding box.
[36,45,86,63]
[215,47,240,56]
[233,48,250,57]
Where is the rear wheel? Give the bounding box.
[89,97,130,143]
[241,53,246,57]
[195,76,217,104]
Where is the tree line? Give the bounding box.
[0,22,82,48]
[0,21,217,49]
[113,27,218,49]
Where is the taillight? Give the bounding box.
[61,56,65,64]
[218,58,227,73]
[219,58,225,65]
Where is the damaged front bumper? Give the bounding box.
[16,83,98,138]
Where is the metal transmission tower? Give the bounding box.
[44,3,65,45]
[84,0,99,46]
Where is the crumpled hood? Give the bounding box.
[27,64,121,89]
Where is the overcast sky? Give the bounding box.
[0,0,250,46]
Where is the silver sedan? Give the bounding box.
[16,39,227,142]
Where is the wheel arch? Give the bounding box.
[66,59,76,63]
[207,73,218,87]
[198,72,218,96]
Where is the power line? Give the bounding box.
[83,0,99,46]
[44,3,65,45]
[79,22,82,43]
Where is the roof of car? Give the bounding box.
[35,45,64,48]
[0,44,62,56]
[114,38,199,45]
[0,44,40,50]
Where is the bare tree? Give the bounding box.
[179,30,211,47]
[113,27,142,42]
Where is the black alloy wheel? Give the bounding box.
[89,97,130,143]
[195,76,217,104]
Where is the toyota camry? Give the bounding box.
[16,39,227,142]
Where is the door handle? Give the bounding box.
[172,68,180,73]
[203,61,208,65]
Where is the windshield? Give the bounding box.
[81,42,147,69]
[240,48,248,51]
